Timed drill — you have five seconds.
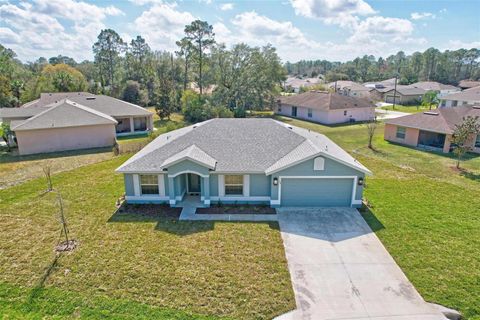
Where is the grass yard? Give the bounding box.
[0,155,294,319]
[277,115,480,319]
[380,104,434,113]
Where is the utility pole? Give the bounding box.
[392,76,398,110]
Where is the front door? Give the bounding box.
[187,174,201,194]
[291,106,297,117]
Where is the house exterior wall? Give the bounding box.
[440,98,480,108]
[275,104,375,124]
[269,157,365,207]
[15,124,116,155]
[166,160,211,178]
[385,93,422,105]
[384,124,420,147]
[123,157,366,207]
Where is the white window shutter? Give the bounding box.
[243,175,250,197]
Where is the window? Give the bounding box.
[308,108,313,118]
[475,134,480,148]
[140,175,158,195]
[291,106,297,117]
[452,100,458,107]
[396,126,406,139]
[278,105,282,112]
[224,175,243,195]
[344,110,347,116]
[134,117,147,131]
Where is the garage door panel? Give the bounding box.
[281,178,353,207]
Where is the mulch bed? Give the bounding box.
[118,203,182,219]
[196,205,276,215]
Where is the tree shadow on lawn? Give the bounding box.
[27,253,62,304]
[108,204,280,236]
[458,168,480,182]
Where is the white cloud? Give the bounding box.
[132,3,196,51]
[0,0,123,61]
[446,40,480,50]
[220,3,234,11]
[439,8,447,13]
[410,12,435,20]
[290,0,375,20]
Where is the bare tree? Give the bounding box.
[43,164,53,192]
[366,120,378,149]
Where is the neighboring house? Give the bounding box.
[116,118,371,208]
[368,86,393,101]
[327,81,372,98]
[284,77,322,93]
[364,78,397,89]
[458,80,480,90]
[0,92,153,155]
[383,86,425,105]
[384,106,480,154]
[408,81,460,98]
[276,91,375,124]
[439,86,480,107]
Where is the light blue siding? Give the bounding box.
[167,159,210,177]
[124,174,134,196]
[281,178,352,207]
[209,174,219,196]
[250,174,270,196]
[271,157,365,206]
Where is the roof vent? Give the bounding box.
[287,126,292,130]
[193,125,197,128]
[86,97,96,100]
[473,105,480,109]
[424,111,439,115]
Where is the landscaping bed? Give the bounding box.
[117,203,182,219]
[197,205,276,215]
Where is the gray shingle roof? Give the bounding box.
[161,145,217,169]
[22,92,151,117]
[11,100,117,131]
[408,81,459,91]
[116,118,371,175]
[384,86,425,96]
[0,107,44,119]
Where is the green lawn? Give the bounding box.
[277,115,480,319]
[1,113,479,319]
[0,156,294,319]
[380,104,434,113]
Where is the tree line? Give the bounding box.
[0,20,286,122]
[286,48,480,85]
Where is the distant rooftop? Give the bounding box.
[279,91,374,111]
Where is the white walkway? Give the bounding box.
[375,108,410,120]
[276,208,446,320]
[177,196,277,221]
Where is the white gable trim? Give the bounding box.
[168,170,209,178]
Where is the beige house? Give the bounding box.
[0,92,154,155]
[383,86,425,105]
[384,106,480,154]
[407,81,460,98]
[276,91,375,125]
[327,81,372,98]
[440,86,480,108]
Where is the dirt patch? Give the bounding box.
[55,240,78,252]
[118,203,182,219]
[197,205,276,215]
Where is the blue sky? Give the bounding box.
[1,0,479,63]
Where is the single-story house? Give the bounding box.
[458,80,480,90]
[364,78,397,89]
[327,81,373,98]
[384,106,480,154]
[440,86,480,108]
[276,91,375,124]
[116,118,371,208]
[383,86,425,105]
[407,81,460,98]
[0,92,153,155]
[284,77,322,93]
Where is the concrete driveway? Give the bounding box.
[375,108,410,119]
[276,208,446,320]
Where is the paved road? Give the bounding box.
[276,208,446,320]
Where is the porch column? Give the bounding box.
[148,115,154,131]
[168,176,176,206]
[203,176,210,206]
[129,117,134,133]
